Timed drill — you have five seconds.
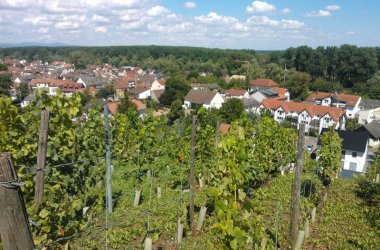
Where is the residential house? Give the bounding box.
[243,98,260,113]
[128,87,151,100]
[358,98,380,124]
[306,92,361,119]
[114,78,130,98]
[250,87,290,102]
[319,129,369,178]
[150,79,166,91]
[249,78,279,91]
[151,89,165,103]
[21,94,35,108]
[183,89,225,109]
[225,89,250,99]
[30,78,82,96]
[256,99,346,133]
[106,99,146,118]
[190,83,220,91]
[362,120,380,148]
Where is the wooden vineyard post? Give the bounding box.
[0,153,34,249]
[289,123,305,249]
[34,109,49,206]
[189,115,197,234]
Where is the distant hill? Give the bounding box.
[0,42,71,48]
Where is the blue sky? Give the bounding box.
[0,0,379,49]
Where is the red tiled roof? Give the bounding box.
[306,92,360,107]
[131,99,146,111]
[225,89,247,96]
[272,87,288,100]
[157,79,166,85]
[30,78,81,92]
[114,79,129,90]
[128,87,150,95]
[250,78,279,88]
[261,99,345,122]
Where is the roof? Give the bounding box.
[359,99,380,110]
[184,89,217,105]
[114,79,129,90]
[131,99,146,111]
[261,99,345,122]
[272,87,288,100]
[128,87,150,95]
[107,99,146,115]
[250,78,279,88]
[261,88,278,97]
[318,129,369,152]
[306,92,360,107]
[190,83,220,89]
[219,124,231,134]
[364,120,380,139]
[243,98,260,108]
[225,89,247,96]
[152,89,165,100]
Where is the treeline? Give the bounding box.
[269,45,380,87]
[1,44,380,99]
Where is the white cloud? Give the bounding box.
[280,8,290,14]
[184,2,197,9]
[247,16,304,29]
[304,10,331,17]
[147,5,169,17]
[246,1,276,14]
[346,31,355,35]
[0,0,34,10]
[326,5,341,11]
[38,27,49,33]
[280,19,304,29]
[195,12,238,24]
[92,14,110,23]
[54,21,80,30]
[22,16,52,25]
[95,26,107,33]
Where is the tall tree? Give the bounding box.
[318,128,342,186]
[0,74,12,97]
[219,98,244,123]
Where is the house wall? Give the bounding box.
[341,146,368,173]
[151,80,165,91]
[369,138,380,148]
[297,111,312,132]
[358,108,380,124]
[137,90,151,99]
[320,97,332,106]
[209,93,224,109]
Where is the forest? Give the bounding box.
[1,44,380,100]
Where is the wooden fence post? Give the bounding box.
[34,110,49,206]
[189,115,197,234]
[0,153,34,249]
[289,123,305,249]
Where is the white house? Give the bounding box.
[306,92,361,119]
[128,87,151,100]
[225,89,250,99]
[358,99,380,124]
[256,99,346,133]
[183,89,224,109]
[319,129,370,178]
[150,79,166,91]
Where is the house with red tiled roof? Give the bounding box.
[30,78,83,96]
[306,92,361,119]
[249,78,279,90]
[127,87,151,99]
[256,99,346,133]
[225,89,249,99]
[150,79,166,91]
[106,99,146,117]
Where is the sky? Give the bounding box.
[0,0,379,50]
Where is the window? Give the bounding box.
[352,152,357,158]
[324,99,329,103]
[349,162,357,171]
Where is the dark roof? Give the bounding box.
[359,99,380,110]
[128,87,149,95]
[243,98,260,108]
[318,129,369,152]
[184,89,217,105]
[364,120,380,139]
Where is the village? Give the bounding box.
[1,58,379,180]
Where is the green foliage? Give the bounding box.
[0,63,8,71]
[118,91,136,114]
[284,71,311,101]
[0,74,12,97]
[345,118,362,131]
[309,179,380,249]
[160,75,190,106]
[318,127,342,186]
[16,82,31,101]
[95,84,115,99]
[219,98,244,123]
[167,99,184,125]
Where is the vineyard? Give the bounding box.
[0,91,379,249]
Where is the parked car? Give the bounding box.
[306,144,313,151]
